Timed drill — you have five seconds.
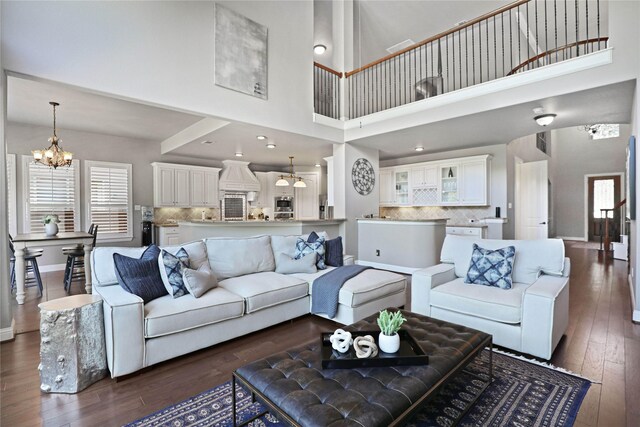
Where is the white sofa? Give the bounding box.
[91,233,406,378]
[411,235,569,360]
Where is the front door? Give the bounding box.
[587,175,621,242]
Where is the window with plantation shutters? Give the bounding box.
[23,156,80,233]
[85,161,133,241]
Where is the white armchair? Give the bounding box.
[411,235,570,360]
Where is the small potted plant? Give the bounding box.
[377,309,406,353]
[43,214,60,237]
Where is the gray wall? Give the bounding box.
[550,125,629,239]
[6,122,233,266]
[1,0,14,336]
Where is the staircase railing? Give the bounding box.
[599,198,626,255]
[313,0,608,120]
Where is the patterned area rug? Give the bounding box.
[125,349,590,427]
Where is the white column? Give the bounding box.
[84,243,93,294]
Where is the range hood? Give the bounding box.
[219,160,261,192]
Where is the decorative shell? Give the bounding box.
[353,335,378,359]
[329,329,353,353]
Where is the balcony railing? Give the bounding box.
[313,0,608,121]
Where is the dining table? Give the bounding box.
[12,232,95,304]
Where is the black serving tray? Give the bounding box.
[321,330,429,369]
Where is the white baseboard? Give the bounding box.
[356,260,420,275]
[0,318,15,342]
[629,274,640,323]
[39,263,66,273]
[557,236,587,242]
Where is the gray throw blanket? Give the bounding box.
[311,265,371,318]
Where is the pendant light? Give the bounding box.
[275,156,306,188]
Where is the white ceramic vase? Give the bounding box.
[378,332,400,353]
[44,222,59,237]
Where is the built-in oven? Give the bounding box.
[222,193,247,221]
[274,196,294,220]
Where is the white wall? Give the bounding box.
[550,125,629,240]
[1,1,342,143]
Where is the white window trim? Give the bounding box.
[84,160,133,243]
[22,155,81,233]
[7,154,17,236]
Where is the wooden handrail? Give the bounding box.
[345,0,530,78]
[614,198,627,209]
[507,37,609,75]
[314,62,343,78]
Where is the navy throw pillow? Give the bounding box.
[113,245,167,303]
[325,236,344,267]
[464,243,516,290]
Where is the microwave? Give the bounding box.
[274,196,294,220]
[221,193,247,221]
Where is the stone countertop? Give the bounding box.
[154,223,179,228]
[357,218,449,222]
[446,223,489,228]
[180,219,346,226]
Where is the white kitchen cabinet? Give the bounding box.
[324,156,334,206]
[379,168,395,205]
[439,164,460,205]
[156,226,182,246]
[152,162,219,208]
[410,165,438,188]
[153,163,191,207]
[446,226,487,238]
[295,172,319,220]
[394,168,411,205]
[271,172,295,197]
[253,172,271,208]
[190,168,221,207]
[459,159,489,205]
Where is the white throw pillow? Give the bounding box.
[275,252,318,274]
[157,241,209,294]
[182,263,218,298]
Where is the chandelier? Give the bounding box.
[32,102,73,169]
[275,156,306,188]
[580,123,620,140]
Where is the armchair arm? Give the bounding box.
[521,274,570,359]
[411,264,456,316]
[343,255,355,266]
[93,285,145,378]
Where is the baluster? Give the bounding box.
[486,15,490,81]
[597,0,601,49]
[479,21,483,82]
[575,0,579,56]
[458,29,462,89]
[586,0,589,53]
[446,33,450,92]
[564,0,568,61]
[525,1,530,70]
[466,26,470,87]
[535,0,539,65]
[493,15,497,79]
[554,0,558,63]
[509,8,513,73]
[518,5,522,68]
[472,23,476,85]
[544,0,549,63]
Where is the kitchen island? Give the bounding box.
[177,219,346,242]
[357,218,447,273]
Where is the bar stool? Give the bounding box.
[63,224,98,293]
[9,239,44,297]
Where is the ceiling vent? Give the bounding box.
[386,39,415,54]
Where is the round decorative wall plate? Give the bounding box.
[352,158,375,195]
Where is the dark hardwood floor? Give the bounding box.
[1,242,638,426]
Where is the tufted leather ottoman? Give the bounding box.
[232,310,491,427]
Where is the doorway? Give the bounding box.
[515,160,549,240]
[586,174,622,242]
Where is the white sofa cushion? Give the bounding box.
[144,287,244,338]
[218,272,308,313]
[440,235,565,284]
[91,247,148,287]
[205,235,275,280]
[298,268,406,308]
[430,277,529,324]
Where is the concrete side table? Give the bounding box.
[38,294,107,393]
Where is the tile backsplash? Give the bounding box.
[380,206,495,223]
[154,207,220,223]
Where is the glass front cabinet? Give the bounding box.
[394,169,410,205]
[439,164,459,204]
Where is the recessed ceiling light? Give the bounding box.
[256,135,267,140]
[235,152,243,157]
[415,146,424,152]
[201,140,214,144]
[266,143,276,149]
[315,163,321,167]
[313,44,327,55]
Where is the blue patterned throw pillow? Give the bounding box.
[465,243,516,290]
[161,248,190,298]
[113,245,167,303]
[295,236,326,270]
